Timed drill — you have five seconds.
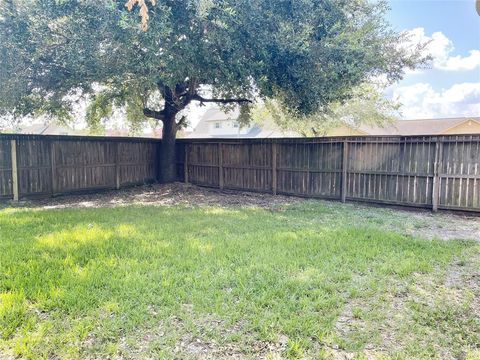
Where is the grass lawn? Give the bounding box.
[0,191,479,359]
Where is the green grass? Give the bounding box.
[0,201,478,359]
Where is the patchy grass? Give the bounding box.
[0,198,478,359]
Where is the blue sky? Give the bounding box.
[385,0,480,119]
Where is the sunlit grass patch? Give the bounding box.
[0,202,477,359]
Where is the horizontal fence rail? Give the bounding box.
[1,133,479,213]
[177,135,480,213]
[0,134,158,199]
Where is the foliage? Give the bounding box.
[0,0,427,128]
[250,83,401,136]
[125,0,156,30]
[0,201,477,358]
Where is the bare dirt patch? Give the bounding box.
[22,183,301,210]
[395,211,480,242]
[11,182,480,242]
[114,304,287,360]
[330,249,480,359]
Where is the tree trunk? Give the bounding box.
[159,113,178,183]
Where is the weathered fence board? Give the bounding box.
[178,135,480,213]
[0,134,158,199]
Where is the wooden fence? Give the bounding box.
[176,135,480,213]
[1,133,479,213]
[0,134,158,199]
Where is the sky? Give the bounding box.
[385,0,480,119]
[186,0,480,128]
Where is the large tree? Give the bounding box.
[0,0,425,182]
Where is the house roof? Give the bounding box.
[189,109,227,136]
[189,108,242,137]
[189,122,298,139]
[189,107,299,138]
[356,117,480,136]
[201,108,241,122]
[20,123,82,136]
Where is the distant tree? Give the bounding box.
[249,83,401,137]
[0,0,426,182]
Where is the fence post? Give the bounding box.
[10,139,19,202]
[341,140,349,203]
[432,139,443,212]
[115,142,121,190]
[272,142,277,195]
[50,140,56,196]
[184,143,189,184]
[218,142,224,189]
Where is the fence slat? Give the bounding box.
[219,142,224,190]
[342,141,348,203]
[432,140,443,212]
[10,140,19,202]
[51,140,57,196]
[115,142,121,190]
[184,143,189,184]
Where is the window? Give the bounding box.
[215,122,221,129]
[233,122,239,128]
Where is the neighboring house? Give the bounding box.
[20,123,83,136]
[188,108,298,138]
[324,117,480,136]
[190,109,480,139]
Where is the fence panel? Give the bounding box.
[0,134,158,199]
[308,141,343,198]
[186,142,220,187]
[439,135,480,211]
[118,141,157,186]
[17,138,52,196]
[275,141,343,198]
[346,137,436,207]
[0,140,12,198]
[53,139,117,194]
[222,142,272,192]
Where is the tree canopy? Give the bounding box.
[249,83,402,137]
[0,0,426,181]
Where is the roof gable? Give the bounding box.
[441,118,480,134]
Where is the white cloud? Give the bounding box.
[405,28,480,71]
[392,82,480,119]
[439,50,480,71]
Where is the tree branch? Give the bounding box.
[143,108,166,120]
[191,94,253,106]
[176,115,188,128]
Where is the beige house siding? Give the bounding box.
[441,119,480,134]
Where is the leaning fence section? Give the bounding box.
[177,135,480,212]
[0,134,158,199]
